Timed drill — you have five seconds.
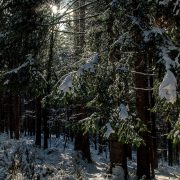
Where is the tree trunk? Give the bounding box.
[73,0,91,162]
[167,122,173,166]
[35,96,42,147]
[98,134,104,154]
[74,105,91,162]
[75,130,91,162]
[148,51,158,172]
[43,106,48,149]
[175,144,179,165]
[74,0,85,58]
[131,1,156,178]
[8,93,14,139]
[0,94,4,132]
[109,135,128,180]
[13,93,20,140]
[43,18,55,149]
[135,52,151,179]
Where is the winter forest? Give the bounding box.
[0,0,180,179]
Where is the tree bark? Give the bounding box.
[109,135,128,180]
[74,105,91,162]
[35,96,42,147]
[8,93,14,139]
[167,122,173,166]
[0,94,4,132]
[75,130,91,162]
[74,0,85,58]
[43,18,55,149]
[135,52,151,179]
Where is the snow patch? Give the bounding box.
[59,73,73,93]
[119,104,129,120]
[174,130,179,138]
[77,53,99,76]
[112,166,125,180]
[159,47,178,70]
[143,27,164,42]
[4,54,34,75]
[3,80,9,85]
[157,0,170,6]
[113,33,132,47]
[159,70,177,104]
[104,123,115,139]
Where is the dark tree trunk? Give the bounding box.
[98,134,104,154]
[73,0,91,162]
[168,139,173,166]
[8,93,14,139]
[150,111,158,169]
[13,94,20,140]
[75,131,91,162]
[4,94,9,134]
[162,135,168,162]
[126,145,132,160]
[167,122,173,166]
[43,106,49,149]
[74,105,91,162]
[132,1,156,178]
[0,94,4,132]
[35,96,42,147]
[74,0,85,58]
[135,52,151,179]
[94,133,97,150]
[109,135,128,180]
[43,18,55,149]
[175,144,179,165]
[148,51,158,172]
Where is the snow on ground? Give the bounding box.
[155,162,180,180]
[0,133,179,180]
[0,133,108,180]
[128,152,180,180]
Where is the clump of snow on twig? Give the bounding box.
[143,27,164,42]
[77,53,99,75]
[113,33,132,47]
[159,46,180,70]
[157,0,170,6]
[59,73,74,93]
[59,53,99,93]
[119,104,129,120]
[4,54,34,75]
[159,70,177,104]
[3,80,9,85]
[104,123,115,139]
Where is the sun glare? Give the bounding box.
[51,5,58,14]
[51,5,66,15]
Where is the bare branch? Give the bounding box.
[52,0,98,25]
[53,29,86,34]
[37,13,101,26]
[131,71,155,76]
[132,87,154,91]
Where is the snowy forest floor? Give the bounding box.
[0,133,179,180]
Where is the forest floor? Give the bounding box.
[0,133,179,180]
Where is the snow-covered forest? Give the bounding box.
[0,0,179,179]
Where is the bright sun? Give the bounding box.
[51,5,66,15]
[51,5,58,14]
